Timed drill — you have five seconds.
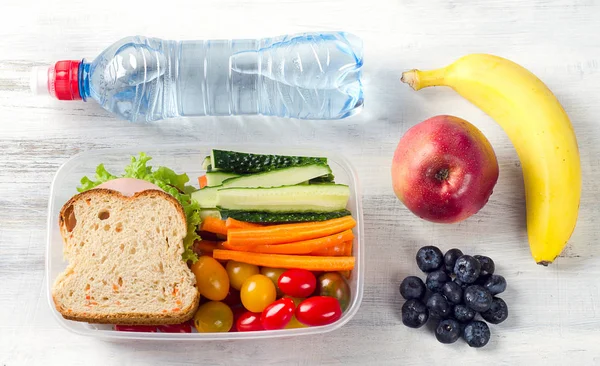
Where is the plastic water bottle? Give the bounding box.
[30,32,363,122]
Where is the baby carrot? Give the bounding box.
[199,217,228,236]
[227,216,356,246]
[212,250,355,271]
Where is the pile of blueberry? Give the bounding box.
[400,246,508,348]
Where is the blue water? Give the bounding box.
[80,32,364,122]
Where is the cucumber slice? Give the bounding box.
[199,209,222,220]
[193,164,332,207]
[219,209,352,223]
[191,186,219,209]
[222,164,331,188]
[206,171,240,187]
[201,156,212,171]
[211,149,328,174]
[309,173,335,183]
[216,184,350,212]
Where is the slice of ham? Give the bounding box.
[97,178,163,197]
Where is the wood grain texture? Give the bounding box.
[1,0,600,364]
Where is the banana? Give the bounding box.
[401,54,581,265]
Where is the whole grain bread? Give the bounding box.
[52,188,200,325]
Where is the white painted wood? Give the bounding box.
[1,0,600,364]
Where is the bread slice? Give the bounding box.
[52,188,200,325]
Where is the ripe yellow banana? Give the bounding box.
[401,54,581,265]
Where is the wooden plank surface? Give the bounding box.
[1,0,599,364]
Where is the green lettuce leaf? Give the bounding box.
[77,153,201,263]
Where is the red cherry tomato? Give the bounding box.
[278,269,317,298]
[230,306,247,332]
[157,323,192,333]
[236,311,264,332]
[296,296,342,326]
[261,298,295,330]
[114,325,157,332]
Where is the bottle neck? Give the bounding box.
[79,61,91,101]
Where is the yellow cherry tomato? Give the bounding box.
[191,256,229,301]
[240,274,276,312]
[226,261,259,290]
[193,301,233,332]
[260,267,287,297]
[285,315,308,329]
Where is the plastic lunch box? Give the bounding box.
[45,144,364,340]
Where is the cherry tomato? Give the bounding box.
[240,274,277,312]
[226,261,260,290]
[317,272,351,312]
[114,325,157,332]
[261,297,295,330]
[229,305,247,332]
[285,315,308,329]
[284,296,305,307]
[278,269,317,298]
[157,323,192,333]
[296,296,342,326]
[193,301,233,332]
[260,267,287,297]
[236,311,264,332]
[191,256,230,301]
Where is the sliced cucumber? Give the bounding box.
[191,186,219,208]
[219,209,351,223]
[309,173,335,183]
[192,164,332,208]
[206,171,240,187]
[199,209,222,220]
[222,164,331,189]
[211,149,328,174]
[216,184,350,212]
[201,156,212,171]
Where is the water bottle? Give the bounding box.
[30,32,363,122]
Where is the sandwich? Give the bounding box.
[52,154,202,325]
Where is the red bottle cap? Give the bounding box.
[50,60,82,100]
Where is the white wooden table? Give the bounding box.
[2,0,600,364]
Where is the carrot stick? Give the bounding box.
[198,175,208,189]
[223,230,354,255]
[311,240,353,257]
[212,250,355,271]
[199,217,228,236]
[344,240,353,256]
[225,218,263,230]
[227,216,356,246]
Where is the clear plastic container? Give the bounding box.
[46,144,364,340]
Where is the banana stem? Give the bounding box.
[401,68,448,90]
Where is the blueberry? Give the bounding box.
[483,274,507,295]
[441,281,463,304]
[464,285,493,312]
[400,276,426,300]
[416,246,443,273]
[435,319,461,344]
[475,274,491,286]
[426,292,451,318]
[401,299,429,328]
[452,304,476,323]
[443,248,463,274]
[463,321,491,348]
[426,270,450,293]
[454,255,481,284]
[481,297,509,324]
[474,255,495,276]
